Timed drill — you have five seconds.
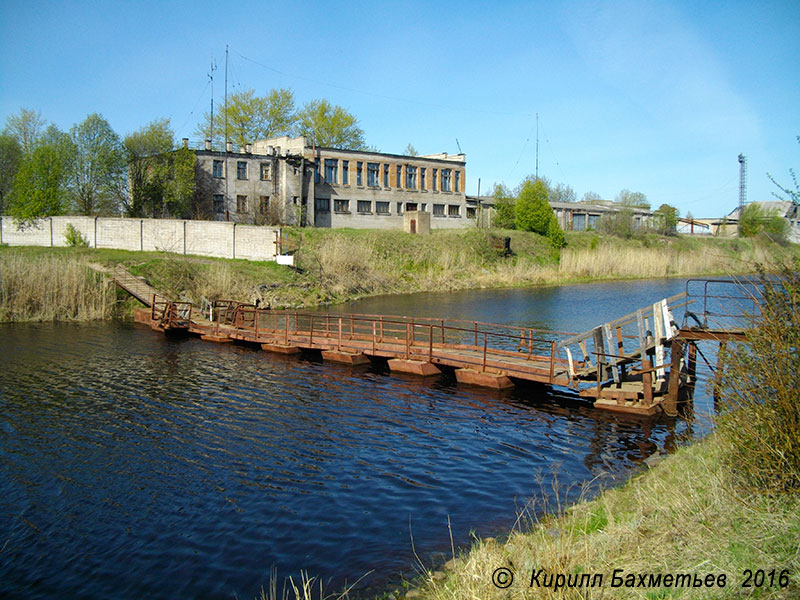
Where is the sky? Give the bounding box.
[1,0,798,218]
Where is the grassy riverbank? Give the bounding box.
[1,228,797,322]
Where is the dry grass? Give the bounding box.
[0,251,113,321]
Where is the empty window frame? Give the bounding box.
[420,167,426,190]
[383,164,390,187]
[421,203,427,211]
[405,202,418,212]
[213,160,224,178]
[260,162,271,180]
[433,203,445,216]
[396,202,403,214]
[406,165,417,190]
[467,206,476,219]
[376,201,390,214]
[213,194,225,213]
[259,196,270,214]
[334,199,350,213]
[237,195,248,213]
[367,162,380,187]
[454,171,460,192]
[448,204,460,217]
[237,161,247,180]
[396,165,402,189]
[342,160,349,185]
[315,198,330,212]
[357,200,372,213]
[356,161,363,186]
[324,158,338,184]
[432,168,438,191]
[441,169,452,192]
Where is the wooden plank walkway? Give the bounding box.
[90,263,163,307]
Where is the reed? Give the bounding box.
[0,251,112,322]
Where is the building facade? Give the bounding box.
[192,136,469,230]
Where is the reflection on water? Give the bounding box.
[0,279,714,599]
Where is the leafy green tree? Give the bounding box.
[296,99,366,150]
[404,143,419,156]
[124,119,175,217]
[739,203,789,241]
[0,133,22,214]
[582,191,603,203]
[653,203,679,235]
[7,144,71,223]
[515,179,552,234]
[489,183,515,229]
[767,135,799,204]
[196,88,296,148]
[3,108,47,155]
[69,113,126,215]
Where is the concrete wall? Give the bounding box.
[0,216,279,261]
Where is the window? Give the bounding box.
[433,203,445,217]
[260,162,270,180]
[420,167,426,190]
[467,207,476,219]
[236,195,247,213]
[396,165,402,188]
[441,169,451,192]
[376,201,390,214]
[383,164,390,187]
[213,194,225,214]
[314,165,320,183]
[432,168,438,191]
[334,199,350,213]
[237,161,247,180]
[342,160,349,185]
[259,196,270,214]
[405,202,418,212]
[448,204,460,217]
[396,202,403,214]
[367,162,380,187]
[315,198,330,212]
[588,214,600,229]
[356,161,363,186]
[324,158,338,184]
[406,165,417,190]
[213,160,224,178]
[421,203,427,212]
[357,200,372,213]
[454,171,460,192]
[573,213,586,231]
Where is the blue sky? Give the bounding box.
[1,0,798,218]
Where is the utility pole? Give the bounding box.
[738,153,747,210]
[535,113,539,181]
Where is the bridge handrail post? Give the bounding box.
[482,332,488,372]
[474,322,478,347]
[255,308,259,340]
[372,321,376,355]
[405,323,410,359]
[284,313,289,345]
[338,317,343,351]
[441,319,445,344]
[310,315,314,347]
[429,325,433,361]
[528,330,533,359]
[549,341,556,384]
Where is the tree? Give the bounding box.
[6,144,71,223]
[767,135,800,204]
[616,189,650,209]
[582,191,603,203]
[404,143,419,156]
[515,179,552,234]
[124,119,175,217]
[69,113,127,215]
[653,203,679,235]
[739,203,789,241]
[490,183,515,229]
[296,99,367,150]
[0,133,22,214]
[3,108,47,155]
[549,182,577,203]
[195,88,296,148]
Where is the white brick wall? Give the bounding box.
[0,216,279,262]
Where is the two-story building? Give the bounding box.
[192,136,469,230]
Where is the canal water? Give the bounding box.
[0,279,715,599]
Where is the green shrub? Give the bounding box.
[716,261,800,493]
[64,223,89,247]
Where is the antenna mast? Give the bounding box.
[738,153,747,211]
[209,57,216,147]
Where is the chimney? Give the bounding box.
[204,139,212,151]
[226,141,233,153]
[182,137,189,149]
[245,143,252,154]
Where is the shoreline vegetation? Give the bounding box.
[2,230,798,600]
[1,228,797,323]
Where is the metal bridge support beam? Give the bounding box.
[663,340,684,416]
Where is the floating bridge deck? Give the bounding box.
[119,272,752,417]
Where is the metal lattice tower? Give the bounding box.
[738,153,747,209]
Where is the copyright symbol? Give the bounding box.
[492,567,514,588]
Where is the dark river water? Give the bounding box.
[0,279,716,599]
